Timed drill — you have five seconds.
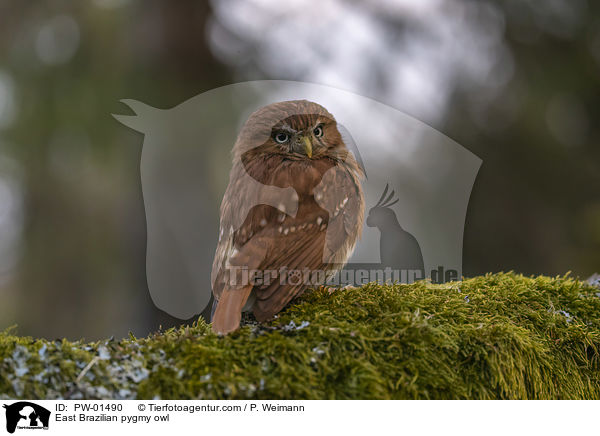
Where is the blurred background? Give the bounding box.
[0,0,598,340]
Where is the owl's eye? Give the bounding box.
[313,125,324,138]
[274,132,290,144]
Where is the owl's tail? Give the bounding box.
[211,285,253,334]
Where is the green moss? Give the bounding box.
[1,273,600,399]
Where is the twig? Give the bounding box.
[76,356,100,384]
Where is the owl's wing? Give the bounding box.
[314,162,364,265]
[251,216,329,321]
[211,179,281,333]
[252,163,364,322]
[212,201,324,328]
[211,161,298,299]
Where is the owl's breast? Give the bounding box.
[242,155,336,196]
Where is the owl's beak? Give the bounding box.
[302,136,313,158]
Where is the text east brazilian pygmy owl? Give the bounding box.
[211,100,364,334]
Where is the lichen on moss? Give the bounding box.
[1,272,600,399]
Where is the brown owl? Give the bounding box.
[211,100,364,334]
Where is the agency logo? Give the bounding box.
[2,402,50,434]
[114,80,481,320]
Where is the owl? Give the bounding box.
[211,100,364,334]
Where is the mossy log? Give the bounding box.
[1,273,599,399]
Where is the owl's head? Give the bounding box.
[235,100,347,161]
